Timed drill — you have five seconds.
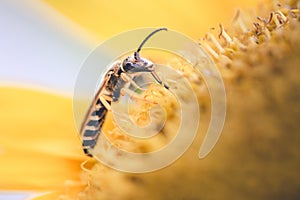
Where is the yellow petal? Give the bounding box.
[42,0,260,40]
[0,87,84,190]
[32,192,61,200]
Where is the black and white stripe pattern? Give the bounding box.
[81,98,109,157]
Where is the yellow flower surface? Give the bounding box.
[42,0,259,40]
[0,87,85,191]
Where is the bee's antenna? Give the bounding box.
[134,28,167,60]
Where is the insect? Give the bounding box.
[80,28,169,157]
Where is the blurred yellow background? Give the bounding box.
[43,0,259,40]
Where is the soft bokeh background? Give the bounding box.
[0,0,260,199]
[0,0,259,92]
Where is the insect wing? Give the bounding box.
[80,77,110,156]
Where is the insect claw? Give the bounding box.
[163,82,170,90]
[151,71,169,89]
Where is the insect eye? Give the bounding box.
[123,62,135,72]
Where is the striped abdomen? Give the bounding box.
[80,63,125,156]
[81,97,109,156]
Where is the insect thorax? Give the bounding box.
[101,61,125,102]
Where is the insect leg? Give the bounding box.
[99,95,112,111]
[151,71,169,89]
[121,87,157,104]
[121,73,145,91]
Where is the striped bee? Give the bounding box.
[80,28,169,157]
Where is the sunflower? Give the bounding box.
[2,0,299,199]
